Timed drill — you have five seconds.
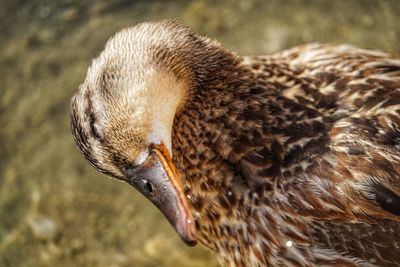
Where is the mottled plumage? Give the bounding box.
[70,20,400,266]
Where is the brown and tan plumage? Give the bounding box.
[70,20,400,266]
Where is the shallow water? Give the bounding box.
[0,0,399,266]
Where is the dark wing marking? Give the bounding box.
[371,181,400,216]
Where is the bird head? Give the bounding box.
[69,20,214,246]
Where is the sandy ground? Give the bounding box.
[0,0,399,266]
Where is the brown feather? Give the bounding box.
[70,21,400,266]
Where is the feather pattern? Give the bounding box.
[172,44,400,266]
[70,21,400,267]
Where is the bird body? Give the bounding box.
[71,20,400,266]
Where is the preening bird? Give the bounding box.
[70,20,400,266]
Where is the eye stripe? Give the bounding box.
[89,111,101,140]
[85,91,102,141]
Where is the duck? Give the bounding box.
[70,20,400,266]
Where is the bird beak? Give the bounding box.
[126,144,197,246]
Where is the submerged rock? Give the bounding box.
[28,215,58,241]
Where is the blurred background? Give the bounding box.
[0,0,399,266]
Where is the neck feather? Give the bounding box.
[146,70,188,154]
